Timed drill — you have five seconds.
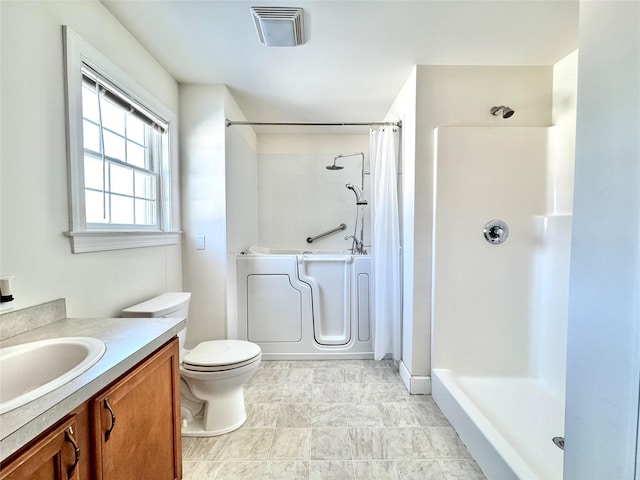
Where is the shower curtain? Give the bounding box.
[370,126,401,361]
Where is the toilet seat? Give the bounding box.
[183,340,261,372]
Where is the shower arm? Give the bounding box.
[334,152,366,191]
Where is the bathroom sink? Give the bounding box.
[0,337,106,415]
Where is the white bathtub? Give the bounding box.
[236,247,373,359]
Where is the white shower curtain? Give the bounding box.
[370,126,401,361]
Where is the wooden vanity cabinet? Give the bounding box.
[0,338,181,480]
[0,405,89,480]
[91,339,182,480]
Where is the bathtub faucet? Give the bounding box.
[345,235,366,255]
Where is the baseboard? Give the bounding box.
[399,361,432,394]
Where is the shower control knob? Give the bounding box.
[483,220,509,245]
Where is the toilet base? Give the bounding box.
[180,412,246,437]
[180,359,259,437]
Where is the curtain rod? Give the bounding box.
[225,119,402,128]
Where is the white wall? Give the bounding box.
[384,68,419,387]
[257,135,369,251]
[530,50,578,396]
[0,1,182,318]
[564,1,640,477]
[224,95,258,339]
[180,85,257,346]
[549,50,578,215]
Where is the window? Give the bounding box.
[63,27,180,253]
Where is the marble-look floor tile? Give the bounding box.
[251,368,290,384]
[312,359,351,369]
[183,436,227,462]
[265,461,310,480]
[245,383,283,403]
[314,367,345,383]
[288,360,318,369]
[216,461,267,480]
[310,428,352,460]
[384,427,436,459]
[278,403,312,427]
[424,426,472,459]
[343,383,409,403]
[224,428,274,461]
[260,360,291,369]
[312,383,344,403]
[361,359,395,369]
[378,402,422,427]
[309,460,356,480]
[281,383,313,403]
[245,403,280,428]
[182,461,223,480]
[348,428,392,460]
[439,459,486,479]
[287,368,315,384]
[312,403,346,427]
[181,436,197,459]
[409,393,436,403]
[362,368,402,383]
[396,459,446,480]
[181,360,480,480]
[270,428,311,460]
[343,367,365,383]
[410,402,451,427]
[343,403,384,427]
[353,460,401,480]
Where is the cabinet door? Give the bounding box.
[92,338,181,480]
[0,416,81,480]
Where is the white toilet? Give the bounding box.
[122,292,261,437]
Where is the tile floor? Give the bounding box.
[182,359,486,480]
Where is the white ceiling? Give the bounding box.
[102,0,579,130]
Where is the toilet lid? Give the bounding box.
[183,340,261,372]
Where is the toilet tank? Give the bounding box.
[122,292,191,358]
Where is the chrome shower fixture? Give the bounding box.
[346,184,368,205]
[325,159,344,170]
[326,152,366,192]
[326,152,363,171]
[490,105,515,119]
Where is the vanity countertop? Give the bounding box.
[0,316,186,462]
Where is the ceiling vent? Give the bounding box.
[251,6,305,47]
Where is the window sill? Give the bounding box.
[64,230,182,253]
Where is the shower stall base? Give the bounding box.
[236,248,373,360]
[433,369,565,479]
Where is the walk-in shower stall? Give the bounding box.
[431,127,572,479]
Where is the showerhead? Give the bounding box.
[326,156,344,170]
[490,105,515,119]
[326,163,344,170]
[326,152,364,171]
[346,183,368,205]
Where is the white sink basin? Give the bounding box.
[0,337,106,415]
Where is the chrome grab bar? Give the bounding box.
[306,223,347,244]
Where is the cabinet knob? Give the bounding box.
[103,398,116,442]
